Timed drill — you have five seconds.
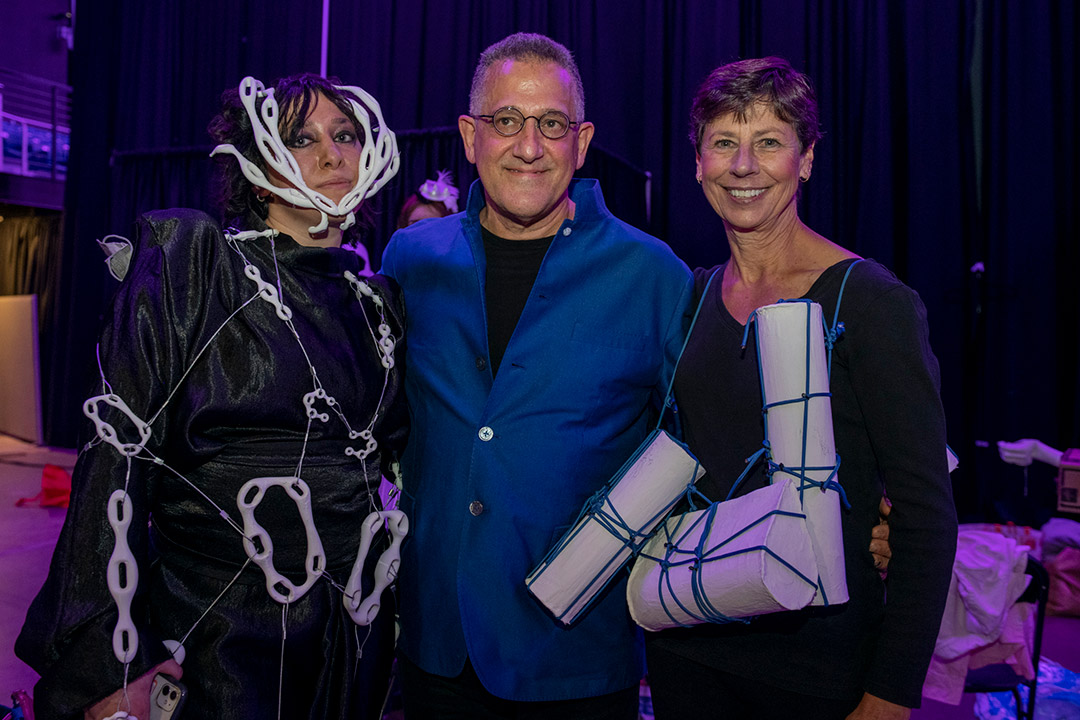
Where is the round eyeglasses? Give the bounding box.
[475,107,579,140]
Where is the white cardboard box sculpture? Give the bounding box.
[627,477,819,630]
[628,301,848,630]
[526,430,705,625]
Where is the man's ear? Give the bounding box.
[459,115,478,164]
[574,121,595,170]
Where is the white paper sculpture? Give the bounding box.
[755,301,848,607]
[627,477,818,630]
[526,429,705,625]
[626,300,849,631]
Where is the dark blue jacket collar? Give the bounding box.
[462,178,609,236]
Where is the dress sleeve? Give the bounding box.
[15,211,218,718]
[846,280,958,707]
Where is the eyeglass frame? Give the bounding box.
[473,106,581,140]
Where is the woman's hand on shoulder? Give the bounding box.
[84,658,183,720]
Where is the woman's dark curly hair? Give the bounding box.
[207,73,374,235]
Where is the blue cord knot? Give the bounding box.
[824,320,846,350]
[584,491,606,514]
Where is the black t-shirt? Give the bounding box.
[481,226,555,374]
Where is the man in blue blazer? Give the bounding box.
[382,32,693,719]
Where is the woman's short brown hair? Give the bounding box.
[689,57,821,153]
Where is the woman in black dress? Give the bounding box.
[18,73,407,720]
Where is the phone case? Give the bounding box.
[148,673,186,720]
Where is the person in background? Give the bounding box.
[17,72,406,719]
[643,57,957,720]
[396,170,460,228]
[381,32,693,719]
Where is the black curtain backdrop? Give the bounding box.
[0,208,65,422]
[42,0,1079,524]
[0,210,63,301]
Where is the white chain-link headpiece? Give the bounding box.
[210,76,399,234]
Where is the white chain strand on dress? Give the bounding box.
[106,489,139,664]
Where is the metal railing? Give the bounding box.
[0,67,72,179]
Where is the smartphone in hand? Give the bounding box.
[148,673,186,720]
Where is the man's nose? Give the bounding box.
[512,119,545,161]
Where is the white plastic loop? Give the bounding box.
[237,476,327,603]
[343,510,409,625]
[377,324,396,369]
[336,83,400,205]
[163,639,185,666]
[243,264,293,321]
[343,272,396,370]
[303,389,332,422]
[107,490,139,664]
[225,228,279,243]
[84,394,152,457]
[103,713,133,720]
[344,272,384,309]
[345,430,378,460]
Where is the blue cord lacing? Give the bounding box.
[526,270,721,622]
[538,261,865,627]
[637,499,818,627]
[646,259,864,622]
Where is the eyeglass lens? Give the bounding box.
[490,107,572,139]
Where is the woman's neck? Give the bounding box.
[265,204,344,248]
[724,211,809,281]
[720,214,857,323]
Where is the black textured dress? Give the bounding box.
[17,209,407,719]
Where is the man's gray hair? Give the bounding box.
[468,32,585,120]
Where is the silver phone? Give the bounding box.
[148,673,186,720]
